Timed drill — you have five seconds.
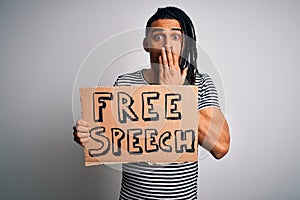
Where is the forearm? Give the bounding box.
[198,107,230,159]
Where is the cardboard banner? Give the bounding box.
[80,85,198,166]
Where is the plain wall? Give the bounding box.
[0,0,299,199]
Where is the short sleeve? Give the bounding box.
[113,78,119,86]
[196,73,220,110]
[113,75,125,86]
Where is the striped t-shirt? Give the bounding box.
[113,69,219,200]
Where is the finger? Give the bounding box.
[165,46,174,66]
[182,67,188,79]
[161,47,170,78]
[159,54,162,65]
[159,55,166,78]
[74,132,90,139]
[171,47,181,72]
[161,47,169,68]
[76,125,90,133]
[80,138,91,147]
[74,137,90,147]
[80,137,90,144]
[76,119,90,127]
[74,136,82,146]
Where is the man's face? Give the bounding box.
[144,19,183,64]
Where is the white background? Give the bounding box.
[0,0,299,199]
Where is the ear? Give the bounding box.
[143,38,149,52]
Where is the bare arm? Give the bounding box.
[156,46,230,159]
[198,107,230,159]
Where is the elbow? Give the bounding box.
[211,134,230,160]
[213,120,230,159]
[211,143,230,159]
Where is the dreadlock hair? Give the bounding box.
[145,6,198,85]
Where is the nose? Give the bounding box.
[163,36,172,49]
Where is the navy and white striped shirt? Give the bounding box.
[114,69,219,200]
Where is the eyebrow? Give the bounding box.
[171,28,182,32]
[151,28,182,34]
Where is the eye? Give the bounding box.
[173,34,181,41]
[154,34,164,41]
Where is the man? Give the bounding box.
[74,6,230,199]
